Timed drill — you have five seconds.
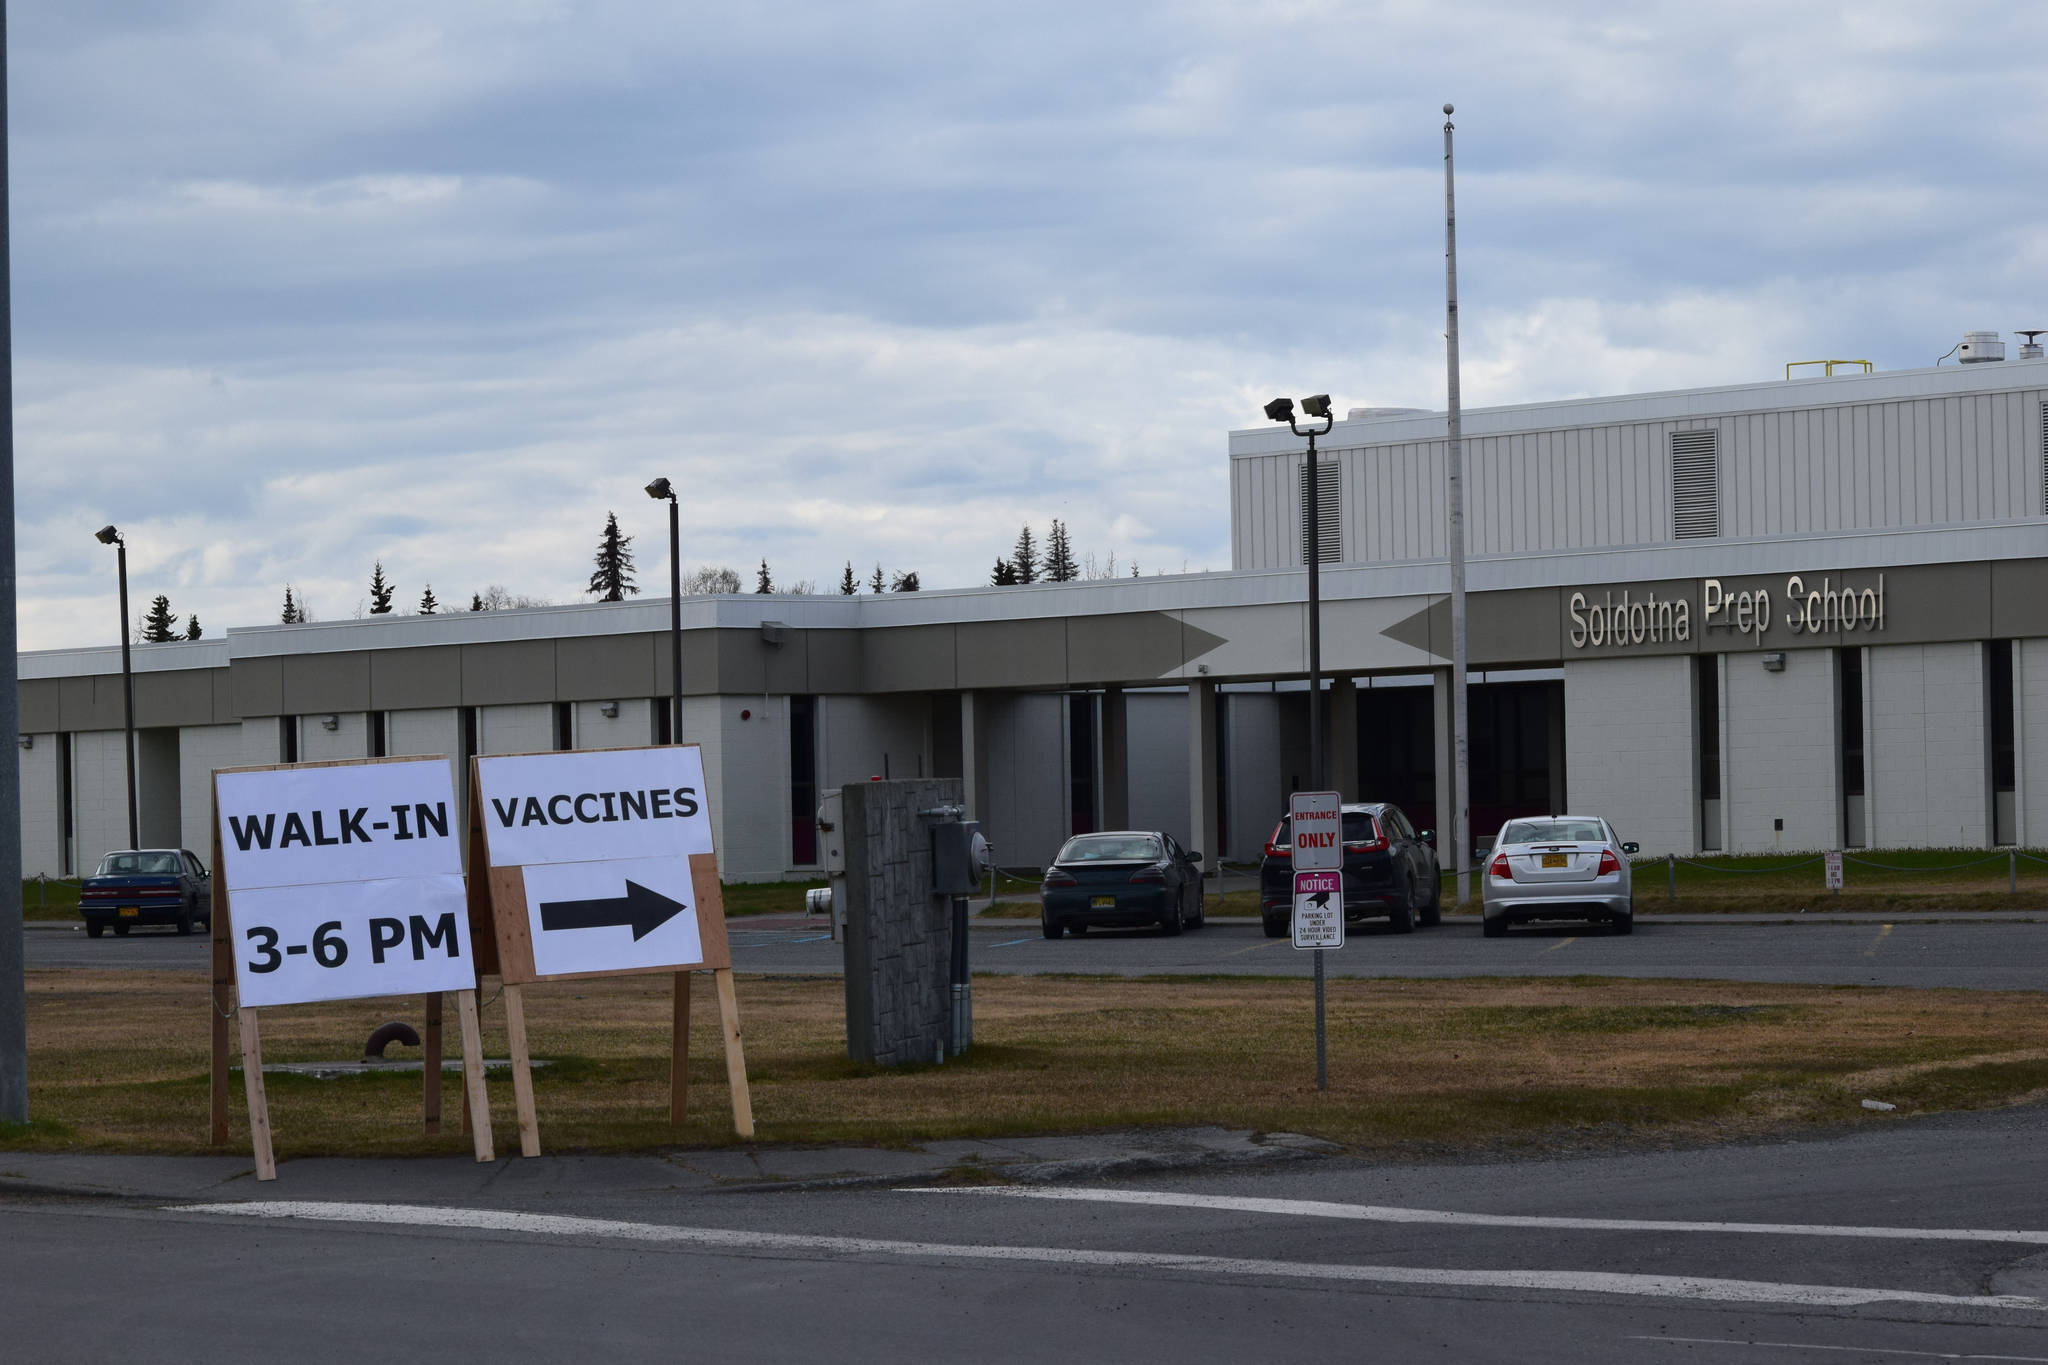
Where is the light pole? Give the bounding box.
[644,479,682,746]
[1263,392,1335,1093]
[95,525,139,848]
[1443,103,1471,905]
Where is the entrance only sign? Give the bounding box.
[216,758,475,1008]
[1290,790,1343,872]
[1292,869,1344,950]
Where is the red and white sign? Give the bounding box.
[1824,850,1844,891]
[1289,791,1343,871]
[1293,869,1344,949]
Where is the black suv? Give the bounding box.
[1258,802,1442,936]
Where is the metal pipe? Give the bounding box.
[667,494,682,745]
[0,1,26,1124]
[1443,104,1470,906]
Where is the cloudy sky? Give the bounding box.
[12,2,2044,649]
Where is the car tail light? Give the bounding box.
[1043,868,1077,887]
[1490,854,1512,879]
[1128,868,1167,884]
[1263,821,1291,861]
[1597,849,1621,876]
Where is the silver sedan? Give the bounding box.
[1480,815,1639,937]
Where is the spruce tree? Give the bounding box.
[419,586,439,615]
[869,563,885,593]
[891,570,921,592]
[1045,519,1079,582]
[184,615,203,640]
[470,592,485,612]
[1011,524,1039,584]
[281,586,299,624]
[368,560,395,615]
[141,594,178,642]
[991,559,1018,585]
[756,558,774,594]
[586,511,637,601]
[839,561,858,595]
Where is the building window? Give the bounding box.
[1299,459,1340,565]
[369,711,387,758]
[1068,693,1097,835]
[1671,429,1720,538]
[281,716,298,764]
[1991,640,2016,846]
[58,732,73,876]
[789,695,817,865]
[654,698,673,746]
[554,701,573,751]
[1838,647,1866,848]
[1696,655,1721,850]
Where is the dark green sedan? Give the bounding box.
[1039,831,1205,939]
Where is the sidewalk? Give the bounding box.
[0,1126,1338,1203]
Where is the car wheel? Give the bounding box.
[1612,911,1634,936]
[1387,899,1415,934]
[1419,872,1442,928]
[1159,903,1184,936]
[1261,912,1287,939]
[1482,915,1507,938]
[85,922,104,940]
[1190,889,1205,929]
[176,909,195,936]
[113,923,130,937]
[1041,914,1063,940]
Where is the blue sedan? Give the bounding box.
[1040,831,1205,938]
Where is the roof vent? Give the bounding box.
[2018,330,2044,361]
[1958,331,2006,364]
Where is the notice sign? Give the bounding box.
[1292,869,1344,950]
[1825,850,1844,891]
[475,746,724,982]
[1290,790,1343,871]
[215,759,474,1008]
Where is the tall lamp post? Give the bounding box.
[644,480,682,746]
[95,525,139,848]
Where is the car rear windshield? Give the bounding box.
[1499,819,1605,845]
[96,851,182,875]
[1057,834,1162,863]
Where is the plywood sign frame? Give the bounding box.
[206,756,495,1179]
[466,743,753,1155]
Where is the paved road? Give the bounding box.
[9,1104,2048,1361]
[25,914,2048,989]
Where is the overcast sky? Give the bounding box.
[13,2,2045,650]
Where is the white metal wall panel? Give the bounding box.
[2022,638,2048,846]
[1222,691,1283,864]
[1563,655,1698,856]
[1867,643,1990,849]
[71,730,133,874]
[1722,647,1839,852]
[19,735,61,878]
[1126,691,1192,848]
[979,693,1069,870]
[705,695,790,882]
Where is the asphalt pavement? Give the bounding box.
[30,910,2048,990]
[10,1105,2048,1361]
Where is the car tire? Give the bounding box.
[114,923,130,937]
[1041,915,1063,940]
[85,922,104,940]
[1419,873,1442,928]
[1262,912,1287,939]
[1387,899,1415,934]
[1612,911,1634,936]
[1190,889,1205,929]
[176,908,195,936]
[1160,903,1184,936]
[1482,915,1507,938]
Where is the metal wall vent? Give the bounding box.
[1299,459,1340,565]
[1671,429,1720,539]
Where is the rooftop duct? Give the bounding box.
[1958,330,2006,364]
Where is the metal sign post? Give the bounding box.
[1291,791,1342,1090]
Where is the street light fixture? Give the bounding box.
[95,525,139,848]
[645,478,682,745]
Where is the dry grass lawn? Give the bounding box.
[10,969,2048,1163]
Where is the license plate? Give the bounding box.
[1541,853,1568,869]
[1090,896,1115,908]
[119,906,140,917]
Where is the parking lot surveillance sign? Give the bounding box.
[1292,870,1344,950]
[1290,791,1343,871]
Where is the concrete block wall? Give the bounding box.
[19,734,62,878]
[1563,655,1697,856]
[178,724,248,859]
[479,702,553,755]
[2023,638,2048,846]
[1127,691,1193,851]
[1868,642,1989,848]
[819,694,930,794]
[298,711,370,762]
[573,698,652,751]
[1723,646,1840,852]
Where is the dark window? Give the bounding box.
[1468,681,1556,832]
[281,716,298,764]
[1357,685,1435,838]
[790,695,817,865]
[1990,640,2016,794]
[1696,656,1720,801]
[554,702,573,751]
[369,711,387,758]
[654,697,673,745]
[1069,694,1097,835]
[58,732,73,875]
[461,707,477,770]
[1838,647,1865,798]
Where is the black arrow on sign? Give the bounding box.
[538,880,687,941]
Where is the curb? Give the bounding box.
[729,1132,1340,1195]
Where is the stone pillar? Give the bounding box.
[1330,677,1360,801]
[1188,679,1218,868]
[840,777,964,1066]
[1100,687,1129,830]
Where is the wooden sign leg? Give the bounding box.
[455,988,496,1162]
[209,818,230,1145]
[423,993,444,1136]
[670,971,691,1126]
[502,984,541,1158]
[237,1006,277,1182]
[712,968,754,1138]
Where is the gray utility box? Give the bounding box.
[840,778,968,1066]
[931,820,988,896]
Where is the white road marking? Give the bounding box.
[170,1200,2046,1312]
[911,1186,2048,1247]
[1632,1337,2048,1361]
